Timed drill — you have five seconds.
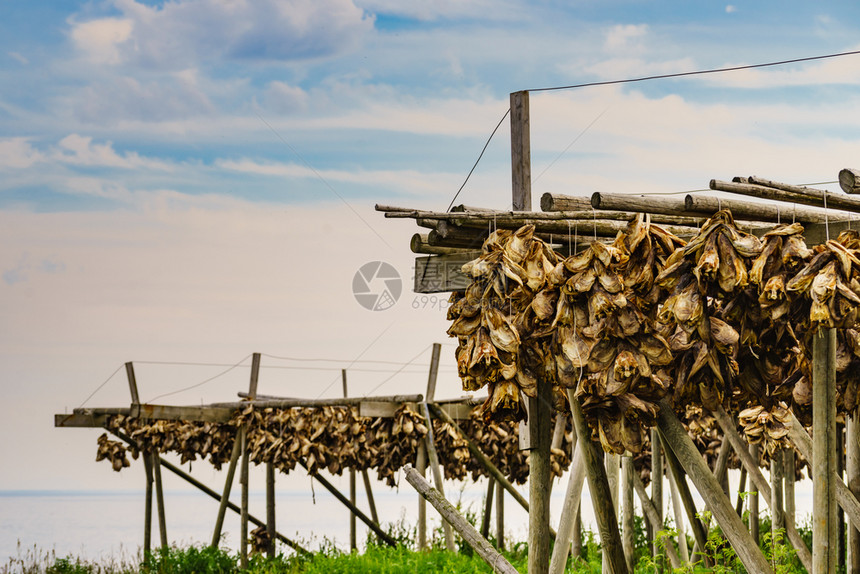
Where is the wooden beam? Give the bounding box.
[667,459,690,563]
[480,476,495,539]
[212,434,242,547]
[152,452,168,551]
[549,441,586,574]
[404,465,519,574]
[342,369,356,553]
[771,448,785,545]
[621,456,635,574]
[840,168,860,194]
[712,178,860,215]
[529,375,553,574]
[420,401,456,552]
[410,233,475,255]
[126,362,140,405]
[631,470,681,570]
[414,253,474,293]
[813,328,838,574]
[657,400,774,574]
[568,390,629,574]
[416,439,427,550]
[686,193,853,224]
[660,432,708,564]
[224,394,424,408]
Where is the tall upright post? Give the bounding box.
[416,441,427,550]
[813,328,838,574]
[266,461,276,558]
[848,413,860,573]
[343,369,357,552]
[841,426,848,572]
[651,428,664,567]
[749,443,760,545]
[152,452,168,550]
[240,353,261,570]
[604,453,620,574]
[621,455,635,574]
[496,480,505,550]
[771,448,785,546]
[126,362,153,555]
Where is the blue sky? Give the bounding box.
[3,0,860,557]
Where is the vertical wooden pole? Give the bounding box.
[143,453,153,556]
[848,413,860,573]
[604,453,620,574]
[481,477,495,539]
[496,480,505,551]
[841,426,848,572]
[343,370,356,552]
[784,449,798,556]
[240,353,261,570]
[651,428,663,566]
[736,467,747,518]
[569,391,629,574]
[621,455,636,574]
[771,448,785,548]
[416,440,427,550]
[662,436,707,563]
[510,90,531,211]
[549,438,586,574]
[813,328,838,574]
[126,362,140,405]
[266,462,275,558]
[668,464,690,563]
[152,452,168,550]
[529,374,553,574]
[749,443,760,545]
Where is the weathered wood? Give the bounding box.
[266,462,276,557]
[571,425,582,561]
[651,428,664,566]
[548,440,586,574]
[410,233,474,255]
[342,370,356,553]
[414,253,473,293]
[126,362,140,405]
[667,460,690,563]
[212,433,242,547]
[454,214,699,238]
[661,433,707,565]
[152,452,168,551]
[592,192,694,217]
[841,427,848,573]
[685,193,853,224]
[240,428,249,569]
[736,467,747,517]
[496,479,505,551]
[529,374,553,574]
[143,451,153,556]
[657,400,774,574]
[631,470,682,570]
[788,411,860,529]
[298,460,397,548]
[784,449,797,550]
[222,394,424,409]
[771,448,785,545]
[416,439,427,550]
[712,178,860,215]
[813,327,839,574]
[510,90,531,211]
[426,344,441,402]
[841,168,860,195]
[604,452,620,574]
[540,193,593,212]
[420,401,455,552]
[428,224,487,246]
[621,456,636,574]
[848,414,860,572]
[361,472,378,526]
[403,465,519,574]
[480,476,495,539]
[714,437,731,497]
[568,390,629,574]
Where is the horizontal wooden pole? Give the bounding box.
[686,193,853,224]
[220,394,424,408]
[403,465,519,574]
[712,178,860,214]
[411,233,476,255]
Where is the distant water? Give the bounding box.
[0,471,815,564]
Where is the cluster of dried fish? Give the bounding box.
[448,225,561,421]
[96,433,134,471]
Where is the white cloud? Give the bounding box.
[55,134,173,171]
[0,138,44,169]
[8,51,29,65]
[726,5,737,14]
[604,24,649,52]
[69,0,374,70]
[263,81,310,114]
[355,0,525,21]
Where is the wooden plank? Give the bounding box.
[426,343,441,402]
[813,327,838,574]
[403,465,519,574]
[414,253,474,293]
[240,428,249,569]
[568,390,629,574]
[848,414,860,572]
[54,412,108,427]
[540,193,593,212]
[657,400,774,574]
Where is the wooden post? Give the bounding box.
[668,462,690,563]
[651,428,663,564]
[143,453,153,556]
[529,374,553,574]
[661,435,707,562]
[266,462,276,558]
[771,448,785,548]
[548,441,586,574]
[604,452,620,574]
[657,401,774,574]
[571,424,582,561]
[841,426,848,572]
[736,467,747,518]
[813,328,838,574]
[342,369,356,552]
[848,414,860,573]
[152,452,168,550]
[361,470,379,525]
[212,435,242,547]
[510,90,531,211]
[240,352,260,569]
[621,455,635,574]
[568,390,629,574]
[416,440,427,550]
[403,465,519,574]
[632,471,682,570]
[748,444,760,545]
[496,480,505,551]
[784,449,797,554]
[126,362,140,405]
[481,476,495,539]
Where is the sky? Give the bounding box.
[2,0,860,557]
